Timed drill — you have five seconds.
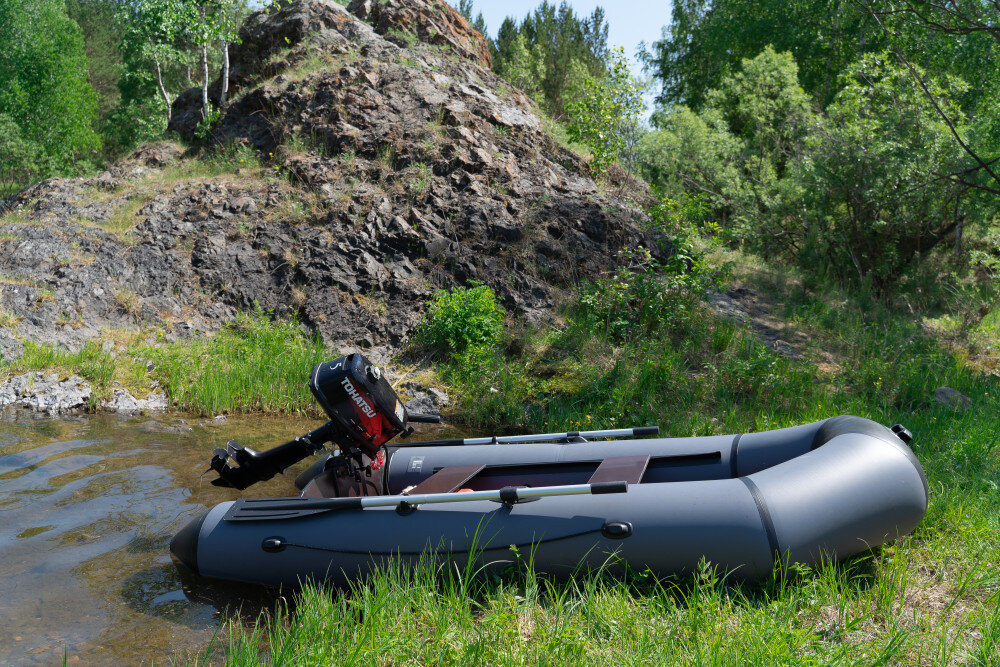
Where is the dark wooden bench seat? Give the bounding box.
[405,464,486,495]
[587,455,650,485]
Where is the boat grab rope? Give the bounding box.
[266,527,608,557]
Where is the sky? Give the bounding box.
[452,1,670,80]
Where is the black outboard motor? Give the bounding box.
[309,354,408,458]
[208,353,439,490]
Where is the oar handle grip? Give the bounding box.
[632,426,659,437]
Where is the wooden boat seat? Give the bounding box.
[588,455,650,485]
[406,464,486,495]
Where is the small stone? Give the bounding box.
[212,414,227,423]
[932,386,971,409]
[404,393,439,417]
[427,387,450,407]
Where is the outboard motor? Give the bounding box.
[208,353,438,490]
[308,354,408,459]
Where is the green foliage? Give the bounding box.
[0,0,101,178]
[639,105,740,201]
[415,282,505,356]
[111,0,251,151]
[496,33,546,102]
[145,306,327,414]
[492,1,609,117]
[195,105,223,141]
[704,46,814,174]
[0,115,46,197]
[641,44,998,292]
[104,98,169,153]
[575,202,719,342]
[642,48,815,253]
[645,0,876,108]
[66,0,124,121]
[795,54,973,290]
[565,48,644,174]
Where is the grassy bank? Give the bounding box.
[218,248,999,664]
[0,308,328,415]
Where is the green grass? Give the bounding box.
[1,340,125,408]
[218,249,1000,664]
[222,504,999,665]
[0,308,329,415]
[144,308,327,414]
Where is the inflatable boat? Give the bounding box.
[171,355,928,587]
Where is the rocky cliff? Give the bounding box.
[0,0,655,361]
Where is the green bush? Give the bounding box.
[576,199,722,343]
[415,282,505,355]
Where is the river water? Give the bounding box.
[0,412,462,664]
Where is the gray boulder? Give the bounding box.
[932,386,971,409]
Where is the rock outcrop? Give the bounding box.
[0,373,92,415]
[0,0,656,363]
[348,0,492,68]
[0,372,168,415]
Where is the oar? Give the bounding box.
[224,481,629,522]
[394,426,660,448]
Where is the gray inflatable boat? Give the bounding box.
[171,355,928,587]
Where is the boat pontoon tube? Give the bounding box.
[171,416,927,587]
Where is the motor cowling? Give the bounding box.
[309,354,408,459]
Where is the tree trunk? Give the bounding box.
[154,57,172,122]
[220,41,230,107]
[201,43,210,121]
[955,215,964,258]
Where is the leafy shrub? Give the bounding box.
[576,197,722,342]
[717,338,782,397]
[794,54,973,292]
[415,282,505,355]
[565,48,644,175]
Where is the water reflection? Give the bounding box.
[0,411,468,663]
[0,413,325,663]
